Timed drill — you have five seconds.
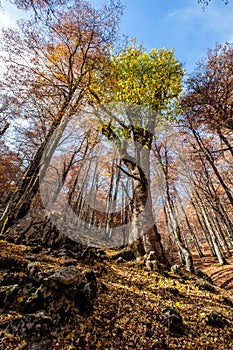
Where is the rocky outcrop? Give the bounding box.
[2,210,78,251]
[0,255,98,349]
[2,210,108,264]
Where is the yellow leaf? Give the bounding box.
[66,331,75,340]
[96,341,102,349]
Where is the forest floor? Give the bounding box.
[0,240,233,349]
[192,248,233,291]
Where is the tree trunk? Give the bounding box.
[0,97,81,235]
[125,147,168,264]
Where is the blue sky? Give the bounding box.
[0,0,233,73]
[119,0,233,73]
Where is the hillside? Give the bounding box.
[0,240,233,350]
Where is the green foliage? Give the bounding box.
[111,41,184,113]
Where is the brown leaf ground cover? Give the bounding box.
[192,248,233,291]
[0,240,233,349]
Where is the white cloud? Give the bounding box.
[167,7,201,21]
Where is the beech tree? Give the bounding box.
[91,43,183,260]
[183,43,233,133]
[182,43,233,208]
[180,44,233,263]
[152,128,195,272]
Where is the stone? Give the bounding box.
[195,268,213,284]
[0,256,28,272]
[145,260,158,271]
[44,266,83,288]
[85,269,96,284]
[195,279,216,293]
[116,257,124,264]
[171,264,181,274]
[97,281,108,294]
[6,311,53,349]
[0,284,20,310]
[205,310,228,328]
[76,281,97,316]
[162,307,183,333]
[112,248,135,261]
[147,251,157,261]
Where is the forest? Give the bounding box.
[0,0,233,349]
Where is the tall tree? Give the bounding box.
[92,43,183,260]
[0,0,123,235]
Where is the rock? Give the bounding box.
[205,311,228,328]
[3,210,82,255]
[97,281,108,294]
[162,307,183,333]
[195,279,216,293]
[0,284,20,310]
[85,269,96,283]
[195,268,213,284]
[147,251,157,261]
[63,258,78,266]
[24,264,97,317]
[0,256,28,272]
[0,272,29,287]
[145,260,158,271]
[6,311,53,349]
[146,260,153,271]
[171,264,181,274]
[112,248,135,262]
[76,281,97,316]
[44,266,83,288]
[27,262,44,283]
[116,257,124,264]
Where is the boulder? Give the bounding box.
[162,306,183,333]
[112,248,136,262]
[24,264,97,317]
[205,310,228,328]
[44,266,83,288]
[2,210,82,255]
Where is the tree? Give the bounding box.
[180,44,233,263]
[198,0,229,8]
[92,43,183,261]
[183,43,233,133]
[0,0,123,235]
[152,128,195,272]
[182,43,233,208]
